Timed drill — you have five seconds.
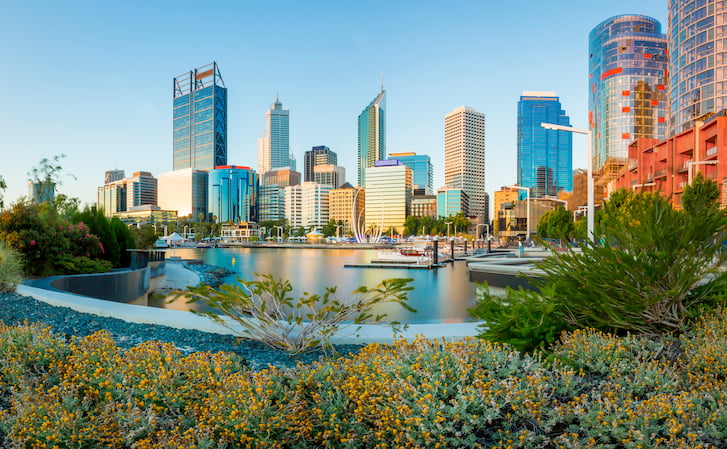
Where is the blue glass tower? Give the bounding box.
[358,89,386,186]
[388,152,433,194]
[517,92,572,198]
[173,62,227,171]
[208,166,258,224]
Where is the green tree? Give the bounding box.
[682,171,720,216]
[404,215,420,236]
[130,225,158,250]
[27,154,75,203]
[322,219,338,237]
[52,194,80,220]
[449,212,471,234]
[536,207,574,240]
[0,175,6,210]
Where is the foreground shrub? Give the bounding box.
[184,274,414,354]
[0,242,22,293]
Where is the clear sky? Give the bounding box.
[0,0,668,212]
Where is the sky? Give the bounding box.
[0,0,668,212]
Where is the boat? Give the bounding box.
[154,238,169,249]
[374,247,432,264]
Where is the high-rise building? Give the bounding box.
[259,168,301,223]
[262,168,301,188]
[358,89,386,186]
[444,106,486,219]
[283,185,303,229]
[173,62,227,171]
[104,170,125,184]
[208,166,258,224]
[437,186,470,218]
[258,97,293,175]
[492,186,520,235]
[517,92,573,198]
[97,171,157,217]
[301,182,332,230]
[668,1,727,135]
[364,160,411,235]
[313,164,346,188]
[158,168,209,221]
[329,186,364,236]
[388,152,433,194]
[589,16,668,182]
[304,146,337,182]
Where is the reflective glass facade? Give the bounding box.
[208,166,258,224]
[258,98,292,174]
[173,62,227,171]
[388,152,433,194]
[157,169,208,221]
[669,0,727,134]
[517,93,572,197]
[589,16,668,169]
[358,90,386,186]
[259,184,283,222]
[437,187,469,218]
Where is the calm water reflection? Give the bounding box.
[160,247,477,324]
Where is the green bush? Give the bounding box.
[183,274,414,354]
[0,241,22,293]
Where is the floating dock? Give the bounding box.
[344,262,448,269]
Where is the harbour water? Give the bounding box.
[158,247,477,324]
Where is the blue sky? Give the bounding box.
[0,0,667,210]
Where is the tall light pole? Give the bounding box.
[445,221,453,238]
[688,160,719,183]
[541,123,594,242]
[505,185,531,243]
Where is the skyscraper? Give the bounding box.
[172,62,227,171]
[364,160,411,235]
[517,92,572,198]
[388,152,434,194]
[304,146,337,182]
[444,106,486,218]
[258,97,293,175]
[208,166,258,224]
[668,1,727,134]
[358,89,386,186]
[589,16,668,179]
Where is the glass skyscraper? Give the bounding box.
[517,92,572,198]
[172,62,227,171]
[388,152,434,194]
[258,97,293,175]
[208,166,258,224]
[589,16,668,174]
[304,146,337,182]
[358,89,386,186]
[669,0,727,134]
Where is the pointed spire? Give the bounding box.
[276,90,279,103]
[380,72,384,92]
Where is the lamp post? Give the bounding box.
[541,123,594,242]
[688,160,719,183]
[505,185,531,243]
[274,225,283,241]
[445,221,453,238]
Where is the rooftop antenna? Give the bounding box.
[380,72,384,92]
[276,90,279,103]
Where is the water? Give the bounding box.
[159,247,477,324]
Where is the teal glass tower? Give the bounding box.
[517,92,572,198]
[358,89,386,186]
[388,152,433,194]
[208,166,258,224]
[173,62,227,171]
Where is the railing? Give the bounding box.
[677,159,692,173]
[707,147,718,156]
[646,173,654,182]
[628,160,638,171]
[655,169,667,178]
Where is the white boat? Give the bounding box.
[375,247,432,264]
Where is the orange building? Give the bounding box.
[612,112,727,208]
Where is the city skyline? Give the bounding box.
[0,0,667,210]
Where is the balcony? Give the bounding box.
[676,159,692,173]
[677,181,687,191]
[654,169,667,179]
[628,160,638,171]
[646,173,654,182]
[706,146,718,157]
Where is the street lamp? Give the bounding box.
[688,160,719,183]
[541,122,594,242]
[445,221,453,238]
[505,185,531,243]
[274,225,283,242]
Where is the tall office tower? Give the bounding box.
[669,1,727,134]
[97,171,157,217]
[258,97,293,175]
[259,168,301,222]
[388,152,433,194]
[358,88,386,186]
[158,168,209,221]
[173,62,227,171]
[261,168,301,188]
[313,164,346,188]
[304,146,338,182]
[589,16,667,181]
[364,160,412,235]
[437,186,470,218]
[104,170,125,184]
[517,92,573,198]
[283,185,303,229]
[301,182,332,230]
[208,166,258,224]
[444,106,486,219]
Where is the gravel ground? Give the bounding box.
[0,268,364,371]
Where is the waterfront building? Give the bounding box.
[497,198,563,244]
[221,222,260,242]
[258,97,294,175]
[313,164,346,188]
[444,106,486,219]
[668,1,727,135]
[388,152,433,194]
[173,62,227,171]
[259,168,301,222]
[112,205,178,228]
[437,186,470,218]
[358,89,386,186]
[283,184,303,229]
[261,168,301,188]
[157,168,208,221]
[208,166,258,224]
[493,186,520,235]
[304,146,337,182]
[517,92,572,197]
[410,192,437,218]
[329,185,364,236]
[589,15,668,186]
[364,160,411,235]
[301,181,332,231]
[104,170,125,184]
[98,171,157,217]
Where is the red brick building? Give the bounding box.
[612,113,727,208]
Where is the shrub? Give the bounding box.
[183,274,414,354]
[0,241,22,293]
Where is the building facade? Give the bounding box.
[313,164,346,188]
[437,187,470,218]
[444,106,486,219]
[410,193,437,218]
[98,171,157,217]
[517,92,573,197]
[358,89,386,186]
[388,152,434,194]
[301,182,332,230]
[173,62,227,171]
[329,186,364,236]
[157,168,208,221]
[364,160,412,235]
[283,185,303,229]
[258,97,293,175]
[589,15,668,183]
[668,0,727,135]
[208,166,258,224]
[493,187,520,235]
[304,146,337,182]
